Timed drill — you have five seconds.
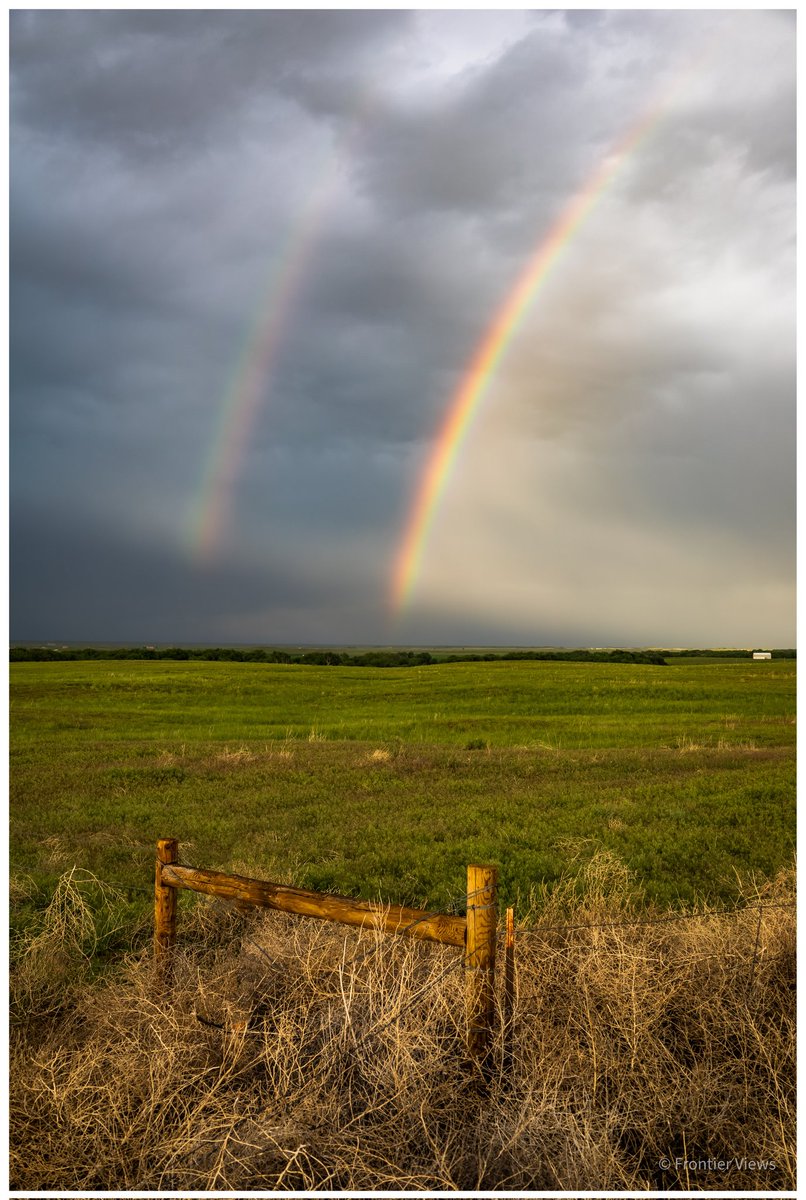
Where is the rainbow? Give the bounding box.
[187,206,326,560]
[390,87,688,616]
[187,94,374,561]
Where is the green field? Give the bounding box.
[10,657,795,918]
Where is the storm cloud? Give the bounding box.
[10,9,795,646]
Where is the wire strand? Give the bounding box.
[514,899,795,937]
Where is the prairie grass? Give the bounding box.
[10,734,795,913]
[11,657,796,750]
[10,660,795,912]
[10,854,795,1191]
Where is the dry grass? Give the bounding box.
[10,855,795,1191]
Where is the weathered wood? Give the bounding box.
[160,862,467,948]
[502,905,516,1074]
[154,838,179,980]
[465,863,498,1069]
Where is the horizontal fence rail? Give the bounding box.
[160,861,468,947]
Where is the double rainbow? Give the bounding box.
[390,87,686,616]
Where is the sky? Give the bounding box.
[9,8,796,647]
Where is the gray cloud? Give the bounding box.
[11,504,387,645]
[11,10,412,162]
[10,9,795,646]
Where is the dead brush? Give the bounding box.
[10,868,141,1029]
[10,854,795,1191]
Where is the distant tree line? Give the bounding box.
[658,648,795,659]
[439,649,670,665]
[9,645,683,667]
[9,645,435,666]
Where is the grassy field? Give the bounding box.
[10,657,795,914]
[10,656,796,1191]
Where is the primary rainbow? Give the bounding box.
[390,91,681,616]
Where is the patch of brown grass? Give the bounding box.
[10,855,795,1191]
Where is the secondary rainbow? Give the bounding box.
[187,92,375,561]
[390,89,684,616]
[187,197,330,561]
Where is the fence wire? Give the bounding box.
[513,898,795,938]
[45,868,796,942]
[183,875,793,1052]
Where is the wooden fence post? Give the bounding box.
[502,906,516,1075]
[465,863,498,1072]
[155,837,179,984]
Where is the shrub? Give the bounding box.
[10,856,795,1190]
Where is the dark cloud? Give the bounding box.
[10,10,412,162]
[9,9,795,646]
[11,504,384,645]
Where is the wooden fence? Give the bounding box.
[154,838,510,1070]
